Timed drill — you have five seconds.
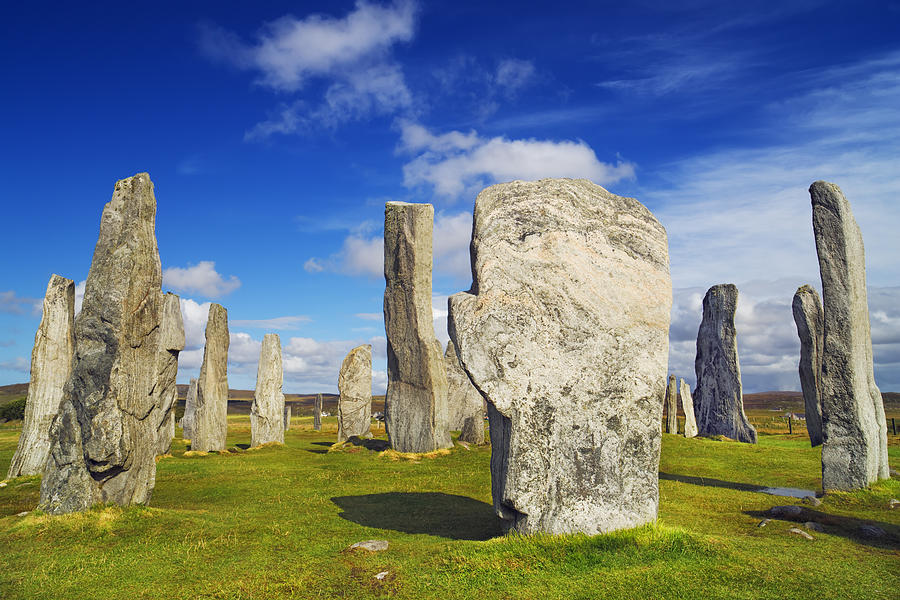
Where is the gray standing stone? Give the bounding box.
[810,181,889,489]
[314,393,322,431]
[680,379,698,438]
[383,202,451,453]
[251,333,285,446]
[193,303,229,452]
[693,284,757,443]
[7,275,75,478]
[449,178,672,535]
[792,285,824,447]
[182,378,198,440]
[444,340,485,444]
[154,293,184,456]
[337,344,373,442]
[39,173,164,514]
[664,375,678,434]
[284,405,292,431]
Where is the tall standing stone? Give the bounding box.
[449,178,672,535]
[7,275,75,478]
[383,202,451,453]
[182,378,198,440]
[445,340,485,444]
[680,379,698,438]
[337,344,373,442]
[39,173,164,514]
[313,394,322,431]
[664,375,678,434]
[693,284,757,443]
[284,405,292,431]
[154,293,184,456]
[792,285,824,447]
[251,333,285,446]
[193,303,229,452]
[810,181,889,489]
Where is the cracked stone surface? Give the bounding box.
[680,379,698,438]
[154,292,184,456]
[194,303,229,452]
[664,375,677,434]
[792,285,824,447]
[251,334,285,446]
[314,394,322,431]
[337,344,372,442]
[445,340,485,444]
[181,378,198,440]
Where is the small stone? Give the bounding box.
[349,540,389,552]
[16,511,29,517]
[890,468,899,478]
[789,527,814,540]
[801,495,822,507]
[858,524,886,538]
[374,571,389,581]
[457,440,470,450]
[0,481,7,488]
[770,505,803,518]
[889,498,899,509]
[804,521,824,532]
[757,518,771,528]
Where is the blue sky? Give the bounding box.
[2,0,899,394]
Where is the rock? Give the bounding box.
[7,275,75,478]
[769,505,803,518]
[16,511,29,517]
[445,340,485,444]
[804,521,825,532]
[664,374,678,434]
[789,527,814,540]
[889,498,899,510]
[349,539,389,552]
[448,178,672,535]
[284,405,292,431]
[801,495,822,507]
[810,181,889,489]
[383,202,451,453]
[193,304,229,452]
[374,571,389,580]
[182,378,198,440]
[337,345,372,442]
[0,482,6,488]
[679,379,698,438]
[792,285,824,447]
[39,173,164,514]
[890,468,899,478]
[757,518,770,528]
[251,334,285,446]
[858,524,886,538]
[154,293,184,456]
[314,393,322,431]
[693,284,757,443]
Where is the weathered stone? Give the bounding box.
[693,284,757,443]
[810,181,889,490]
[383,202,451,453]
[251,334,284,446]
[349,540,388,552]
[801,495,822,507]
[284,405,292,431]
[39,173,164,514]
[182,378,198,440]
[337,344,372,442]
[448,178,672,535]
[154,293,184,456]
[789,527,814,540]
[314,394,322,431]
[445,340,485,444]
[664,374,677,434]
[7,275,75,478]
[193,304,229,452]
[679,379,698,438]
[792,285,824,447]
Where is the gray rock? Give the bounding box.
[801,495,822,507]
[459,415,484,446]
[314,393,322,431]
[284,405,292,431]
[757,518,771,528]
[664,374,678,434]
[251,334,284,446]
[337,344,372,442]
[39,173,164,514]
[693,284,757,443]
[810,181,889,490]
[680,379,698,438]
[182,378,198,440]
[792,285,824,447]
[888,498,898,510]
[769,505,803,518]
[349,540,389,552]
[154,293,184,456]
[445,340,485,444]
[193,304,229,452]
[789,527,814,540]
[7,275,75,478]
[383,202,451,453]
[448,178,672,535]
[16,511,28,517]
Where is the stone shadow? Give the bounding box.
[746,507,900,550]
[342,436,391,451]
[659,472,816,497]
[331,492,502,540]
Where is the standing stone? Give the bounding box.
[7,275,75,478]
[445,340,485,444]
[810,181,889,489]
[313,393,322,431]
[664,375,678,434]
[193,304,229,452]
[154,293,184,456]
[680,379,698,438]
[251,333,285,446]
[39,173,164,514]
[693,284,757,443]
[383,202,451,452]
[284,405,292,431]
[182,378,198,440]
[337,345,373,442]
[792,285,824,447]
[449,178,672,535]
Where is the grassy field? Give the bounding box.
[0,416,898,599]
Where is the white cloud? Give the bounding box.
[355,313,382,321]
[0,357,28,373]
[433,210,472,281]
[305,230,383,278]
[231,316,311,330]
[163,261,241,298]
[73,280,86,315]
[495,58,536,93]
[0,290,39,315]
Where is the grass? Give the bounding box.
[0,415,898,599]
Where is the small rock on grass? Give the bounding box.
[804,521,824,532]
[374,571,389,580]
[757,518,771,528]
[789,528,814,540]
[0,481,7,488]
[769,505,803,518]
[350,540,389,552]
[802,495,822,507]
[457,441,470,450]
[858,525,886,538]
[16,511,28,517]
[888,498,899,510]
[889,468,899,478]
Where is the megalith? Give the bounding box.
[284,405,292,431]
[39,173,164,514]
[449,178,672,535]
[7,275,75,478]
[664,375,678,434]
[810,181,889,489]
[154,292,184,456]
[193,303,229,452]
[337,344,372,442]
[445,340,485,444]
[693,284,757,443]
[313,393,322,431]
[182,378,198,440]
[792,285,824,447]
[680,379,698,438]
[251,333,285,446]
[383,201,451,452]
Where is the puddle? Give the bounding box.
[758,486,817,498]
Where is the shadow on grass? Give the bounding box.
[332,492,502,540]
[235,443,251,450]
[342,436,391,451]
[745,507,900,550]
[659,472,816,497]
[311,442,333,447]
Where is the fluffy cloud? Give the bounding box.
[495,58,536,94]
[163,261,241,298]
[73,280,86,315]
[230,316,311,330]
[0,357,28,373]
[0,290,39,315]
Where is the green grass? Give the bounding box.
[0,416,898,599]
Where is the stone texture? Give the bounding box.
[448,178,672,535]
[664,375,677,434]
[792,285,824,446]
[193,304,229,452]
[337,344,373,442]
[284,405,292,431]
[383,202,451,452]
[349,540,388,552]
[251,334,284,446]
[445,340,485,444]
[39,173,164,514]
[810,181,889,489]
[680,379,698,438]
[182,378,198,440]
[7,275,75,478]
[154,293,184,456]
[693,284,757,443]
[314,394,322,431]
